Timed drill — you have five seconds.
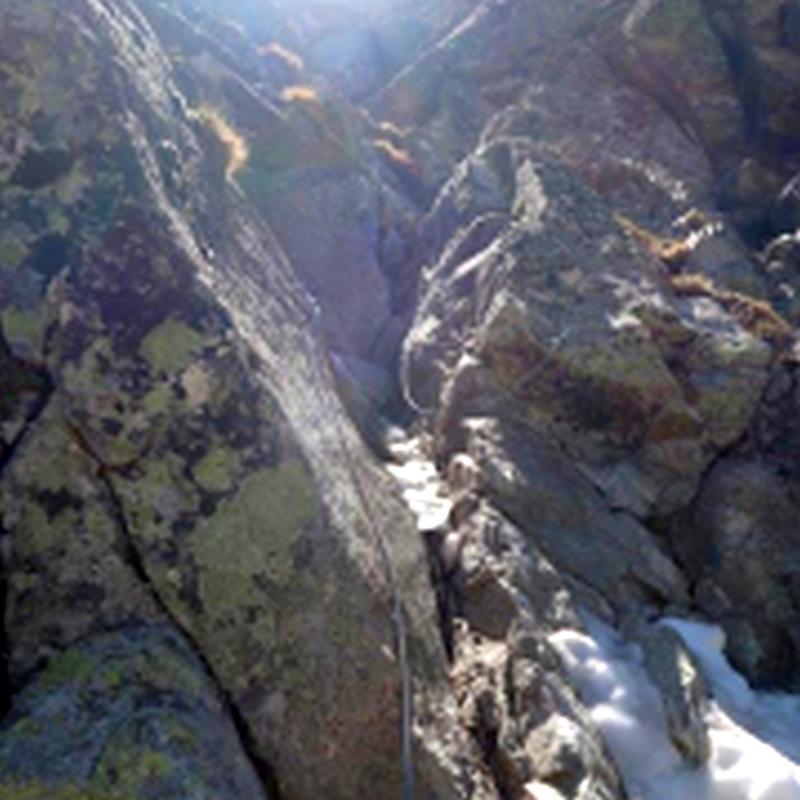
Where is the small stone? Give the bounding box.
[636,624,711,766]
[447,452,482,493]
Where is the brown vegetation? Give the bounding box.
[258,41,304,72]
[280,84,320,105]
[376,120,407,140]
[668,272,715,297]
[193,105,249,182]
[615,213,692,269]
[670,272,795,349]
[373,138,416,172]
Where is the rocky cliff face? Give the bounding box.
[397,0,800,692]
[2,1,800,799]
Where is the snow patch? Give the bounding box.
[550,617,800,800]
[385,435,452,531]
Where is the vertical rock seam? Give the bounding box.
[0,345,53,716]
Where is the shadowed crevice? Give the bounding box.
[0,338,54,720]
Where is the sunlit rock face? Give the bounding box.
[403,149,772,518]
[3,1,800,799]
[397,0,800,696]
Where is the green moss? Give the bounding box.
[83,503,117,542]
[160,720,198,752]
[54,165,91,205]
[124,455,199,541]
[0,783,126,800]
[1,308,47,355]
[95,746,175,796]
[19,426,76,493]
[139,751,171,779]
[40,649,96,689]
[19,84,41,121]
[140,319,206,375]
[101,666,125,690]
[8,718,43,739]
[134,644,205,697]
[0,234,29,271]
[17,503,56,553]
[142,382,173,416]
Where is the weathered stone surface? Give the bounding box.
[392,0,800,711]
[623,0,800,241]
[451,622,625,800]
[387,435,625,799]
[5,0,800,794]
[619,0,742,161]
[0,625,269,800]
[771,172,800,234]
[405,149,773,519]
[1,407,163,675]
[523,782,569,800]
[761,231,800,325]
[0,2,487,798]
[670,459,800,688]
[461,419,690,619]
[135,0,416,368]
[633,623,710,766]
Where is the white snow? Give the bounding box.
[550,616,800,800]
[385,434,452,531]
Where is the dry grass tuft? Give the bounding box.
[258,42,305,72]
[724,294,794,347]
[669,272,716,297]
[377,120,407,139]
[669,272,795,348]
[616,214,692,269]
[373,138,416,170]
[194,105,249,182]
[281,85,319,105]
